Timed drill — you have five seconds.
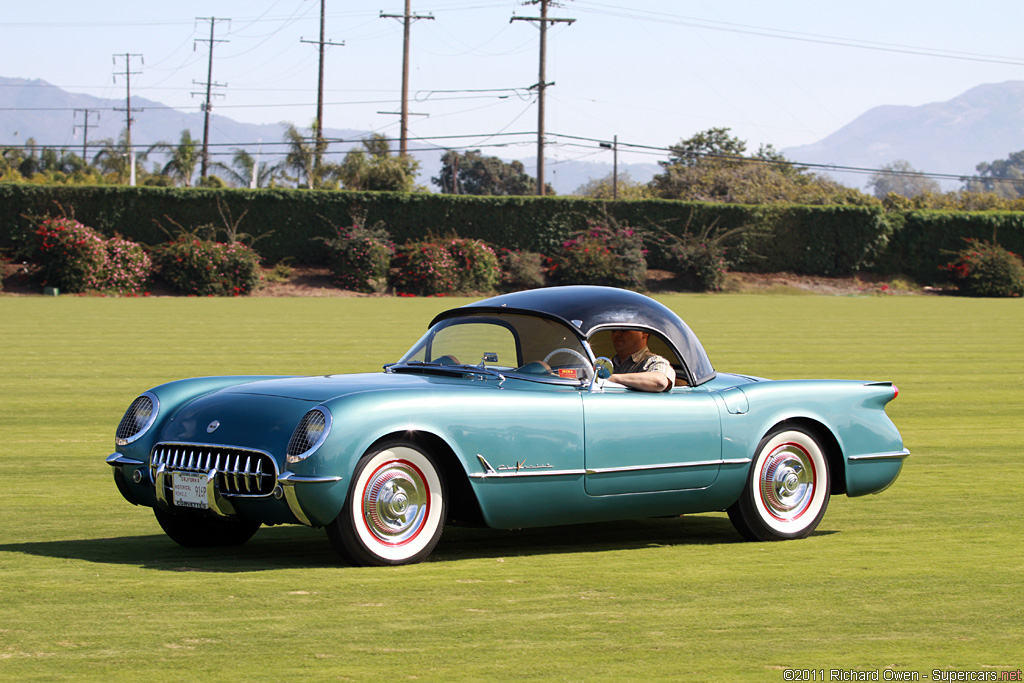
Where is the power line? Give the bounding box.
[5,130,1021,186]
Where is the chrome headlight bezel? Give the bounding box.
[286,406,332,463]
[115,392,160,447]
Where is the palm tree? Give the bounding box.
[282,123,336,189]
[147,130,200,187]
[92,131,145,184]
[212,148,282,188]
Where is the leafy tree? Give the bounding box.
[662,127,747,168]
[650,128,874,205]
[147,130,200,187]
[432,149,552,196]
[867,160,941,199]
[573,171,652,200]
[338,134,420,192]
[969,150,1024,199]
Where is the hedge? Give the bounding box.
[3,184,1022,282]
[880,210,1024,282]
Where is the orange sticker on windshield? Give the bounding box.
[558,368,578,379]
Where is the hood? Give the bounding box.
[219,372,451,402]
[158,372,469,454]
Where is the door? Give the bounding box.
[582,386,723,496]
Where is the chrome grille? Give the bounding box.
[287,409,327,457]
[116,394,156,443]
[150,443,278,497]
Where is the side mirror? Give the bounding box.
[594,357,613,380]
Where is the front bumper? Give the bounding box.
[107,453,343,526]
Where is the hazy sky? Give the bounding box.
[3,0,1023,167]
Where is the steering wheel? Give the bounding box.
[543,347,590,366]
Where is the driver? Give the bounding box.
[608,329,676,392]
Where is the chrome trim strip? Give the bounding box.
[476,454,497,474]
[278,473,344,484]
[469,468,587,479]
[106,453,145,467]
[586,458,749,475]
[468,457,753,480]
[849,449,911,461]
[278,472,344,527]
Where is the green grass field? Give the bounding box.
[1,294,1022,681]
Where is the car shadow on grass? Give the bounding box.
[0,515,834,571]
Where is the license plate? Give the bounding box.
[172,472,209,509]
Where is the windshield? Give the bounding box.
[398,313,594,383]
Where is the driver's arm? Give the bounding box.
[608,371,672,393]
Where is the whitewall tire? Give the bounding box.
[327,442,446,566]
[728,427,831,541]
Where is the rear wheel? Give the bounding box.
[728,427,831,541]
[153,508,261,547]
[326,441,446,566]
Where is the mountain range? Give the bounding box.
[4,76,1024,193]
[782,81,1024,189]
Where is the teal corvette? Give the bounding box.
[106,286,908,566]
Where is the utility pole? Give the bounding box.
[193,17,229,180]
[381,1,433,158]
[600,135,618,199]
[512,0,574,196]
[301,1,343,182]
[73,108,100,161]
[113,53,143,185]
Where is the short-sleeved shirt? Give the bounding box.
[613,347,676,389]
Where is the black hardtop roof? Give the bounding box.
[430,286,716,385]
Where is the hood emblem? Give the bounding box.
[206,420,221,434]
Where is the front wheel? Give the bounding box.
[326,441,446,566]
[728,427,831,541]
[153,508,261,547]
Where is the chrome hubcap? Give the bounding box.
[362,461,429,545]
[759,443,815,521]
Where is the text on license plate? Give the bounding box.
[172,472,209,509]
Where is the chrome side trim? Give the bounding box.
[277,473,344,484]
[107,453,145,467]
[586,458,750,475]
[468,457,752,480]
[848,449,911,461]
[476,454,497,474]
[278,471,344,527]
[469,468,587,480]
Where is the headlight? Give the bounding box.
[115,392,159,446]
[287,407,332,463]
